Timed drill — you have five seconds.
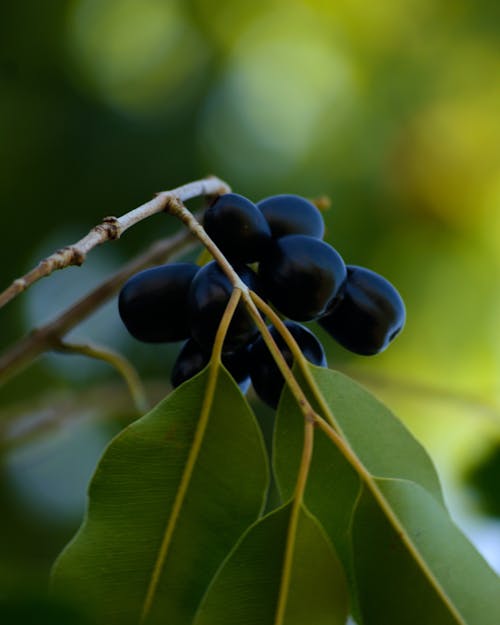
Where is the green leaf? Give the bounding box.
[276,367,444,502]
[52,365,269,625]
[274,366,443,583]
[351,479,500,625]
[194,502,349,625]
[274,366,500,625]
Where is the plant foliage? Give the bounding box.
[52,359,500,624]
[51,205,500,625]
[52,366,268,625]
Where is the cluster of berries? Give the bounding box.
[118,193,405,408]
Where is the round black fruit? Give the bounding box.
[249,321,327,409]
[204,193,271,263]
[257,194,324,239]
[189,261,261,353]
[318,265,405,355]
[118,262,199,342]
[171,338,250,392]
[258,234,347,321]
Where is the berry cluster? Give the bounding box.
[118,193,406,408]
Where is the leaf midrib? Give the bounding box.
[352,476,466,625]
[308,372,468,625]
[139,364,220,624]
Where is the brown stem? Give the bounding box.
[0,226,199,385]
[0,176,229,310]
[0,177,232,385]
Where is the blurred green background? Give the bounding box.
[1,0,499,618]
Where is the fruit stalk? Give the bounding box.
[165,196,249,293]
[55,340,149,414]
[164,198,321,424]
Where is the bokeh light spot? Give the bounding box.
[199,9,359,185]
[66,0,207,115]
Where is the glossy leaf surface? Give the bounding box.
[52,366,269,625]
[194,503,349,625]
[274,366,500,625]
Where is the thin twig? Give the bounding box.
[55,340,149,415]
[0,177,230,385]
[0,227,193,384]
[0,381,168,453]
[0,176,229,310]
[166,197,249,291]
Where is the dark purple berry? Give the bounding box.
[189,261,261,353]
[318,265,405,355]
[249,321,327,409]
[257,194,324,239]
[204,193,271,262]
[171,339,251,393]
[258,235,346,321]
[118,263,198,342]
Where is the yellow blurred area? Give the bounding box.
[387,79,500,231]
[358,382,500,516]
[301,0,436,51]
[480,177,500,259]
[189,0,273,49]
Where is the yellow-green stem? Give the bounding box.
[241,291,317,422]
[166,198,319,424]
[250,291,339,430]
[312,414,466,625]
[210,288,242,362]
[165,200,247,291]
[274,419,314,625]
[139,288,241,624]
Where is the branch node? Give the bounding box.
[13,278,27,290]
[92,217,121,241]
[58,246,86,266]
[0,176,230,382]
[306,411,318,424]
[163,194,183,214]
[0,176,228,312]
